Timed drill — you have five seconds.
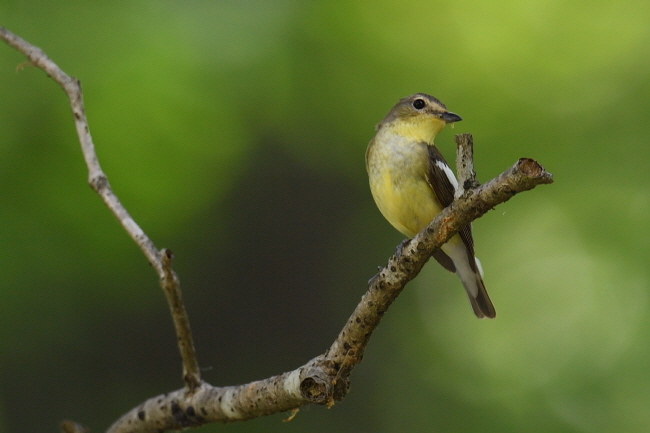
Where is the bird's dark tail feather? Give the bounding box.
[468,275,496,319]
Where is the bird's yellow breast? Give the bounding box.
[366,130,443,238]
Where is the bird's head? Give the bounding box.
[377,93,462,144]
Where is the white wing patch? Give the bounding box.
[435,160,459,190]
[475,256,484,278]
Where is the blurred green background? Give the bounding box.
[1,0,649,432]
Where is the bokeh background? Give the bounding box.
[1,1,649,432]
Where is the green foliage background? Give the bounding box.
[1,1,649,432]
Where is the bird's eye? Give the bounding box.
[412,99,426,110]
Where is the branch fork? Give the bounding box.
[0,25,553,433]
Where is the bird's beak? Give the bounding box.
[440,112,462,123]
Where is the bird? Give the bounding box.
[365,93,495,318]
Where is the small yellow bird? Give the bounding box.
[366,93,496,318]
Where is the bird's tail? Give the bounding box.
[437,244,497,319]
[466,273,496,319]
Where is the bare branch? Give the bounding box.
[0,26,201,389]
[161,249,202,390]
[1,26,553,433]
[0,26,163,274]
[107,157,552,433]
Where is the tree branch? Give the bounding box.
[105,156,552,433]
[1,26,553,433]
[0,26,201,391]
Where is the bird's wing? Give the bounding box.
[425,144,478,273]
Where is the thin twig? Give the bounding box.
[0,26,201,392]
[454,133,480,198]
[161,249,202,389]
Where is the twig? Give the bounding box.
[0,26,201,392]
[161,249,202,390]
[0,25,553,433]
[454,133,480,198]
